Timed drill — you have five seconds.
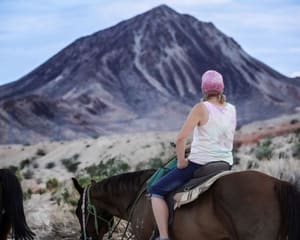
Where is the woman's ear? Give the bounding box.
[72,177,83,195]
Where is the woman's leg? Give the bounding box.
[149,161,201,239]
[151,197,170,239]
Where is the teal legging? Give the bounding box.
[149,161,202,199]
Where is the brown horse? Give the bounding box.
[72,169,300,240]
[0,169,35,240]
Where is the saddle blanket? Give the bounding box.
[173,170,235,209]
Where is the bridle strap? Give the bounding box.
[81,184,90,240]
[81,184,113,239]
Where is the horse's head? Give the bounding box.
[72,178,114,240]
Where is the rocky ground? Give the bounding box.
[1,112,300,239]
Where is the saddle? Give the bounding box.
[167,161,231,223]
[177,161,231,192]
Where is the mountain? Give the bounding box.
[0,5,299,144]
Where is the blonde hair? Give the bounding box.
[201,92,226,104]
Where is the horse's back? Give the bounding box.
[213,170,282,240]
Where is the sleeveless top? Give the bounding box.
[188,101,236,165]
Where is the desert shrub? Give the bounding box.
[135,162,147,171]
[255,138,273,160]
[78,176,93,187]
[61,154,80,173]
[20,158,31,169]
[147,158,163,169]
[46,162,56,169]
[292,142,300,159]
[91,133,99,139]
[80,157,130,186]
[233,156,241,165]
[61,188,77,206]
[46,178,59,191]
[23,189,32,200]
[86,157,130,177]
[8,165,22,181]
[33,163,39,168]
[247,160,259,169]
[36,148,47,156]
[37,188,46,195]
[23,169,34,179]
[143,144,151,148]
[290,119,299,125]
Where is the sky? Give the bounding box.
[0,0,299,86]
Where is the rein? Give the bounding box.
[81,184,114,240]
[120,185,147,239]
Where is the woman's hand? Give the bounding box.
[177,159,188,169]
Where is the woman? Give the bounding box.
[149,70,237,240]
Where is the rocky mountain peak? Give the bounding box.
[0,5,299,144]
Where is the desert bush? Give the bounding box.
[33,163,39,168]
[292,142,300,159]
[79,157,130,186]
[46,162,56,169]
[86,157,130,178]
[233,156,241,165]
[247,160,259,169]
[143,144,151,148]
[135,162,147,171]
[23,189,32,200]
[290,119,299,125]
[255,138,273,160]
[23,169,34,179]
[61,188,77,206]
[20,158,31,169]
[46,178,59,191]
[61,154,80,173]
[36,148,47,156]
[8,165,22,181]
[37,188,47,195]
[147,158,163,169]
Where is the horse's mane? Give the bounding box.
[0,168,35,239]
[96,169,155,194]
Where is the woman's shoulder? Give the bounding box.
[194,102,208,111]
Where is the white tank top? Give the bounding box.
[188,101,236,165]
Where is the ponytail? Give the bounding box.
[201,92,226,104]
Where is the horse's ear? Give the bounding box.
[72,177,83,195]
[91,179,96,185]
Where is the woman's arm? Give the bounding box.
[176,103,205,169]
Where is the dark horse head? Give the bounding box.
[72,178,114,240]
[0,168,35,240]
[72,170,155,240]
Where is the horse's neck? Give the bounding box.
[94,169,155,220]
